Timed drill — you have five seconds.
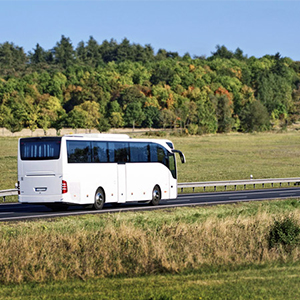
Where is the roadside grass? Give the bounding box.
[1,264,300,300]
[0,137,17,190]
[1,199,300,286]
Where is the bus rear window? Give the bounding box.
[20,137,61,160]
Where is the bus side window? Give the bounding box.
[92,142,108,163]
[108,142,129,163]
[150,143,158,162]
[130,142,150,162]
[67,141,92,163]
[150,143,168,167]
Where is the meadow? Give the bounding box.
[1,131,300,299]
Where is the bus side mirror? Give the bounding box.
[172,150,186,164]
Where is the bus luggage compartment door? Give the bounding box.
[117,164,126,203]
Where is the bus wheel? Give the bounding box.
[150,185,161,206]
[93,187,105,210]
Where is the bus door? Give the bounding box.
[117,163,127,203]
[109,142,129,203]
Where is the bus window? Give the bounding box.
[130,143,150,162]
[67,141,91,163]
[108,142,129,163]
[157,145,168,167]
[150,143,169,166]
[20,137,61,160]
[92,141,108,163]
[168,153,176,179]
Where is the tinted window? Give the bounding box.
[108,142,129,163]
[130,143,150,162]
[150,144,168,167]
[67,141,91,163]
[20,137,61,160]
[92,141,108,163]
[168,153,176,179]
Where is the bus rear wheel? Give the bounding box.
[93,187,105,210]
[150,185,161,206]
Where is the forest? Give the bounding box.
[0,35,300,135]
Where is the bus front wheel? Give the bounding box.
[150,185,161,206]
[93,187,105,210]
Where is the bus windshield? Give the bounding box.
[20,137,61,160]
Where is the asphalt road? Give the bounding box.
[1,187,300,222]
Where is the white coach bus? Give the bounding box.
[18,134,185,210]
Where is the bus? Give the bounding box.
[17,134,186,210]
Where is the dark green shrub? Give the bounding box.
[144,131,167,137]
[268,215,300,252]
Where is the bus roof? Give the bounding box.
[63,133,131,140]
[62,134,174,151]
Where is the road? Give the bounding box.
[0,187,300,222]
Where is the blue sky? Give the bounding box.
[1,0,299,60]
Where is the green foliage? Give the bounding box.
[268,215,300,252]
[0,38,299,134]
[239,100,270,132]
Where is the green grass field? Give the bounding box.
[1,131,300,299]
[1,264,300,300]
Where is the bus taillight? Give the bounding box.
[62,180,68,194]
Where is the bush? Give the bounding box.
[188,124,198,135]
[144,131,167,137]
[268,215,300,252]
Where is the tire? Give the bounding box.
[150,185,161,206]
[93,187,105,210]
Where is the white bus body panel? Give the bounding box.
[18,160,63,203]
[18,135,180,206]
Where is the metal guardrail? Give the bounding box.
[0,189,18,201]
[1,177,300,201]
[178,177,300,192]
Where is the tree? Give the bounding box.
[53,35,75,68]
[109,112,124,128]
[124,102,145,130]
[239,100,270,132]
[29,43,47,64]
[150,61,176,86]
[37,95,64,135]
[142,106,161,129]
[210,45,234,60]
[76,36,102,67]
[215,94,234,133]
[0,42,27,74]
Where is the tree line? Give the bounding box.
[0,36,300,135]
